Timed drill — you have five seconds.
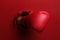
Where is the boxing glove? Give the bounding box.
[27,11,50,31]
[23,11,50,31]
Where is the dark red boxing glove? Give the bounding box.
[27,11,50,31]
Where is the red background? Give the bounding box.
[0,0,60,40]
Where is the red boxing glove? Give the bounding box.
[26,11,50,31]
